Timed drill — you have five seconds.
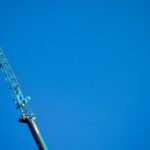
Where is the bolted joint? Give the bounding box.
[16,102,27,108]
[19,112,35,123]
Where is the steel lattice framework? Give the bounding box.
[0,48,48,150]
[0,48,35,120]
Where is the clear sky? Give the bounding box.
[0,0,150,150]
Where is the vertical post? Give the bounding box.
[26,119,48,150]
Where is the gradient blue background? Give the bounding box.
[0,0,150,149]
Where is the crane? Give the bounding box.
[0,48,48,150]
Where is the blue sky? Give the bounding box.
[0,0,150,149]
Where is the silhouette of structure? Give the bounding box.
[0,48,48,150]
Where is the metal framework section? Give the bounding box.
[0,48,48,150]
[0,48,35,121]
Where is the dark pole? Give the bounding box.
[21,119,48,150]
[26,119,48,150]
